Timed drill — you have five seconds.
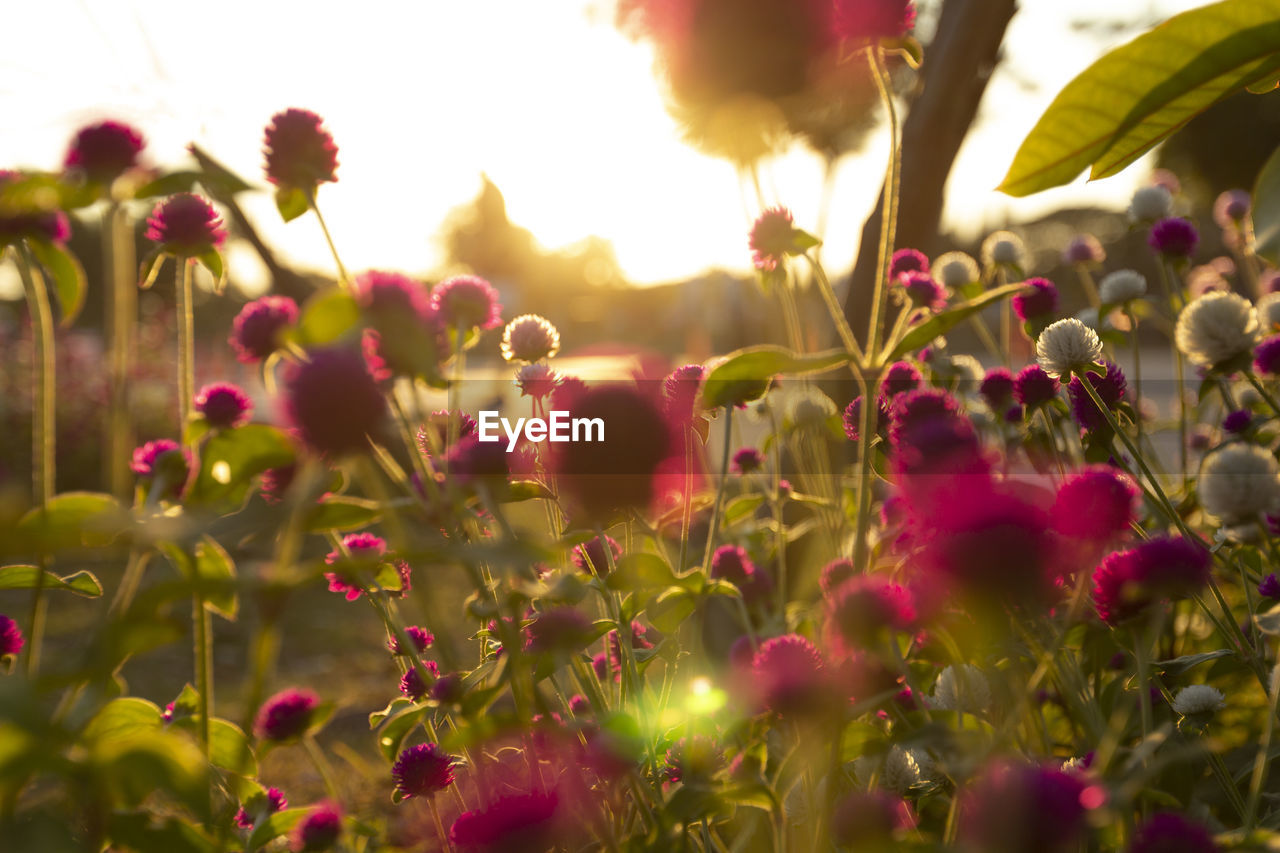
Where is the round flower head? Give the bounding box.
[388,625,434,655]
[501,314,560,362]
[430,275,502,331]
[1063,234,1104,265]
[842,395,885,442]
[263,108,339,191]
[229,295,299,363]
[145,193,226,255]
[1012,277,1059,322]
[324,531,386,566]
[1255,336,1280,376]
[399,661,440,700]
[571,534,622,576]
[130,439,190,500]
[663,364,706,424]
[1052,465,1140,541]
[933,251,980,289]
[254,688,319,741]
[709,544,771,604]
[1198,444,1280,523]
[820,558,856,595]
[1014,364,1060,408]
[827,575,915,650]
[284,346,387,456]
[449,789,559,851]
[786,388,837,433]
[961,761,1088,853]
[749,206,798,271]
[1171,684,1225,717]
[1098,269,1147,305]
[64,120,145,185]
[194,382,252,429]
[0,614,24,658]
[1175,290,1260,369]
[516,363,560,400]
[353,269,431,318]
[1036,318,1102,379]
[981,230,1027,270]
[526,607,592,654]
[833,0,916,42]
[1067,362,1126,433]
[732,446,764,474]
[752,634,828,716]
[1256,292,1280,331]
[235,787,287,829]
[392,743,456,798]
[291,800,342,852]
[979,367,1015,408]
[899,270,947,311]
[445,436,510,488]
[1149,216,1199,259]
[1213,189,1250,228]
[933,664,991,713]
[1260,573,1280,600]
[889,247,929,279]
[1092,536,1211,625]
[1129,812,1219,853]
[880,361,921,401]
[416,409,478,456]
[1128,185,1173,223]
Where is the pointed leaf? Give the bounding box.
[17,491,129,551]
[196,250,225,293]
[304,496,383,532]
[138,250,167,290]
[289,286,360,348]
[0,565,102,597]
[189,424,296,509]
[247,807,310,850]
[27,238,87,326]
[275,186,309,223]
[889,282,1026,360]
[702,346,850,409]
[1253,144,1280,265]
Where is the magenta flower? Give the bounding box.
[1067,362,1126,432]
[229,295,299,363]
[842,395,885,442]
[710,544,771,604]
[235,787,287,829]
[516,363,561,400]
[752,633,829,716]
[1260,573,1280,600]
[1254,336,1280,375]
[1129,812,1219,853]
[962,761,1088,853]
[664,734,725,784]
[663,364,707,425]
[416,409,478,456]
[1148,217,1199,259]
[445,435,511,488]
[0,615,24,658]
[889,247,928,279]
[0,171,70,246]
[1063,234,1104,265]
[1092,536,1210,625]
[194,382,252,429]
[291,800,342,852]
[1213,189,1250,228]
[525,607,593,654]
[284,346,387,456]
[899,271,947,312]
[1014,364,1060,408]
[145,193,225,255]
[254,688,319,741]
[388,626,435,655]
[264,108,339,191]
[979,367,1015,408]
[826,575,915,650]
[1222,409,1252,434]
[1051,465,1140,541]
[430,275,503,331]
[353,269,431,319]
[450,789,559,851]
[880,361,921,402]
[64,120,145,184]
[392,743,456,799]
[571,534,622,576]
[749,206,797,271]
[130,439,190,500]
[1012,278,1059,322]
[819,558,856,595]
[323,533,387,601]
[732,446,764,474]
[833,0,916,42]
[400,661,441,700]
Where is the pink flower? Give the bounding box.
[751,634,829,716]
[64,120,145,184]
[0,614,24,658]
[833,0,916,43]
[145,193,226,255]
[254,688,319,742]
[229,295,299,362]
[391,743,456,799]
[1051,465,1139,541]
[284,346,387,456]
[450,790,559,852]
[194,382,252,429]
[431,275,503,331]
[264,108,339,191]
[291,800,342,852]
[749,206,797,271]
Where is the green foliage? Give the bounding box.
[1253,143,1280,264]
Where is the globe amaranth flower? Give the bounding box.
[392,743,456,799]
[501,313,561,362]
[444,435,510,489]
[416,409,478,456]
[710,544,772,604]
[235,787,287,829]
[1255,336,1280,376]
[431,274,502,331]
[732,446,764,474]
[933,251,979,289]
[1099,269,1147,305]
[981,230,1026,271]
[194,382,252,429]
[961,761,1088,853]
[291,800,342,852]
[749,206,800,271]
[525,607,593,654]
[1197,444,1280,523]
[898,270,947,312]
[1092,536,1210,625]
[833,0,916,42]
[130,439,190,500]
[571,534,622,576]
[1014,364,1060,408]
[0,614,24,658]
[842,395,885,442]
[285,346,387,456]
[263,108,339,191]
[979,367,1015,409]
[1012,277,1060,324]
[1051,465,1140,541]
[664,734,726,784]
[1067,362,1126,433]
[1128,185,1173,224]
[663,364,707,425]
[820,558,857,595]
[889,247,928,279]
[353,269,431,319]
[229,295,299,362]
[321,533,386,600]
[515,363,560,400]
[145,193,226,255]
[64,120,145,185]
[399,660,441,700]
[1213,189,1250,228]
[1129,812,1219,853]
[1175,290,1259,369]
[830,791,909,849]
[1261,573,1280,600]
[0,173,70,245]
[1149,216,1199,259]
[1036,318,1103,380]
[1063,234,1104,266]
[1171,684,1225,717]
[388,626,434,655]
[449,789,559,851]
[932,664,991,713]
[254,687,319,741]
[1257,292,1280,331]
[751,633,829,716]
[826,575,915,650]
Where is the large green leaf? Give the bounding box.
[158,536,238,621]
[1254,144,1280,265]
[999,0,1280,197]
[288,286,359,347]
[189,424,296,510]
[16,491,129,552]
[27,238,87,327]
[889,282,1026,360]
[0,565,102,597]
[701,346,850,409]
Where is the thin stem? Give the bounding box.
[304,734,341,801]
[1131,624,1153,749]
[428,797,455,853]
[309,196,350,287]
[1247,663,1280,831]
[806,253,863,364]
[105,202,136,499]
[1243,370,1280,417]
[701,410,734,571]
[864,47,899,363]
[679,429,694,572]
[1153,260,1188,478]
[851,369,877,571]
[1127,307,1144,451]
[193,592,213,760]
[176,258,195,437]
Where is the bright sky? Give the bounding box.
[1,0,1206,292]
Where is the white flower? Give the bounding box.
[932,664,991,714]
[1171,685,1225,717]
[1099,270,1147,304]
[1035,318,1103,379]
[1257,293,1280,332]
[1075,307,1100,330]
[500,314,560,362]
[882,746,921,793]
[951,354,984,386]
[934,251,980,289]
[1128,185,1173,223]
[981,231,1026,270]
[1175,291,1260,368]
[1197,444,1280,522]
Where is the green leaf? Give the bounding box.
[999,0,1280,196]
[138,249,167,290]
[26,238,87,327]
[83,697,162,742]
[0,565,102,597]
[186,145,255,198]
[91,730,208,818]
[1154,649,1236,675]
[196,250,224,293]
[304,496,383,532]
[702,346,850,409]
[247,807,311,850]
[171,716,255,775]
[17,491,129,552]
[289,286,360,347]
[1253,144,1280,265]
[647,587,697,633]
[195,536,237,620]
[275,186,310,223]
[499,479,555,502]
[133,170,202,199]
[376,703,428,762]
[189,424,296,509]
[889,283,1026,360]
[606,554,678,592]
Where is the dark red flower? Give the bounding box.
[229,295,299,363]
[64,120,145,184]
[264,108,339,191]
[145,193,225,255]
[284,347,387,456]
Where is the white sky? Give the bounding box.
[0,0,1206,291]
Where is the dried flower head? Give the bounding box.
[1175,290,1260,369]
[501,314,561,361]
[1198,444,1280,523]
[1036,318,1102,379]
[1171,684,1225,717]
[1098,269,1147,304]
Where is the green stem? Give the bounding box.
[851,369,877,572]
[428,797,454,853]
[193,591,213,760]
[176,258,194,437]
[303,734,341,801]
[679,429,694,572]
[1246,663,1280,832]
[309,196,350,288]
[1127,307,1144,451]
[864,47,899,362]
[105,202,136,499]
[806,253,863,364]
[1243,370,1280,417]
[701,410,734,571]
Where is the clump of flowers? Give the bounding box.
[1092,536,1210,625]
